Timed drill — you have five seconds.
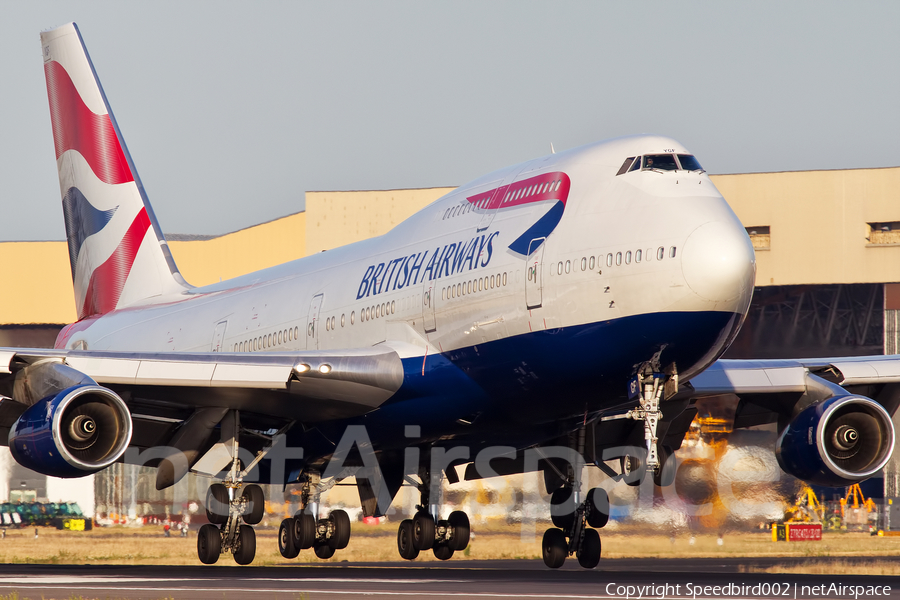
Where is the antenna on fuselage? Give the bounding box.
[550,143,556,154]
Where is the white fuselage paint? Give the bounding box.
[58,135,756,384]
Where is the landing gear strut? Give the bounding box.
[277,471,353,560]
[397,465,470,560]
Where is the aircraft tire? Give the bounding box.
[412,512,435,551]
[541,528,567,569]
[197,523,221,565]
[278,518,300,558]
[233,525,256,565]
[314,541,336,559]
[550,487,576,530]
[653,445,676,487]
[241,484,265,525]
[397,519,420,560]
[293,513,316,550]
[586,488,609,529]
[621,454,644,487]
[329,509,351,550]
[206,484,229,525]
[577,528,601,569]
[447,511,470,551]
[433,542,454,560]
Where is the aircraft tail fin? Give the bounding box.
[40,23,189,321]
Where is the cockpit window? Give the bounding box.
[616,157,636,176]
[642,154,679,171]
[676,154,704,172]
[628,157,642,172]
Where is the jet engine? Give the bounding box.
[775,395,894,487]
[9,384,132,478]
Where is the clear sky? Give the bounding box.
[2,1,898,241]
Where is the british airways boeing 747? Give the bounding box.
[2,22,895,568]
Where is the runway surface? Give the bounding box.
[0,558,896,600]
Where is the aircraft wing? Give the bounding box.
[0,346,405,431]
[684,355,900,429]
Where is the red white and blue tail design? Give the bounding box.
[41,23,188,320]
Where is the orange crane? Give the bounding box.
[840,484,876,518]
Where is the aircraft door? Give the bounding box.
[422,280,437,333]
[211,320,228,352]
[307,294,324,349]
[525,238,545,309]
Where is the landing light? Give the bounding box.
[319,364,332,374]
[297,364,311,373]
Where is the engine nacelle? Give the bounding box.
[776,395,895,487]
[8,384,132,478]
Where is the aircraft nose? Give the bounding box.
[681,221,756,304]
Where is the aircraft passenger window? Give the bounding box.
[376,305,381,318]
[324,321,329,332]
[391,301,395,314]
[629,157,642,173]
[642,154,678,171]
[554,180,562,191]
[502,272,507,286]
[442,288,446,300]
[478,279,483,291]
[294,326,299,339]
[670,246,677,258]
[557,262,563,275]
[636,249,642,262]
[279,331,283,343]
[341,314,345,327]
[625,251,631,264]
[251,339,255,351]
[268,334,272,347]
[676,154,704,172]
[606,254,613,267]
[657,247,665,260]
[589,256,595,270]
[565,260,571,274]
[581,257,586,271]
[351,311,355,324]
[616,252,622,266]
[616,157,636,176]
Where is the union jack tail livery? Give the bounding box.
[41,23,188,320]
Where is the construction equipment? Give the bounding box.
[785,486,824,523]
[840,484,877,529]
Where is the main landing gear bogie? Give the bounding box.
[277,471,353,561]
[197,481,266,565]
[397,510,470,561]
[542,486,608,570]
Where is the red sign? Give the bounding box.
[787,523,822,541]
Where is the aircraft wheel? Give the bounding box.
[242,484,265,525]
[329,509,351,550]
[206,484,229,525]
[586,488,609,529]
[550,487,576,530]
[197,523,221,565]
[293,513,316,550]
[433,542,454,561]
[447,510,470,551]
[314,541,335,559]
[578,528,601,569]
[412,512,435,551]
[233,525,256,565]
[653,445,676,488]
[541,527,567,569]
[397,519,420,560]
[621,454,644,487]
[278,518,300,559]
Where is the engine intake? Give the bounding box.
[776,395,894,487]
[9,384,132,478]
